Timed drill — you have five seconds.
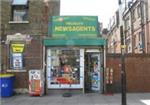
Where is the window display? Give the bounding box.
[47,48,84,89]
[50,49,80,85]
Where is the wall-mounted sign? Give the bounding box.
[11,44,25,53]
[50,16,99,38]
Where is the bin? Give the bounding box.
[0,74,15,97]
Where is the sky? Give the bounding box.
[60,0,119,28]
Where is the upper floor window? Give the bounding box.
[131,9,136,22]
[137,4,141,18]
[11,0,29,21]
[125,17,130,30]
[138,32,142,42]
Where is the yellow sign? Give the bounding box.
[121,45,126,49]
[54,26,96,32]
[11,44,25,53]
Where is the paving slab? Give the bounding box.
[1,93,150,105]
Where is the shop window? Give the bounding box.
[9,43,25,70]
[11,0,29,21]
[50,49,80,85]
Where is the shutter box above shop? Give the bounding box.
[43,38,106,46]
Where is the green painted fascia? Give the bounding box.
[43,38,106,46]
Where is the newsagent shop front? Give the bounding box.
[43,16,106,94]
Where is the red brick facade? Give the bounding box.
[1,0,60,91]
[106,54,150,92]
[4,38,43,89]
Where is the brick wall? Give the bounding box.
[1,0,60,90]
[1,0,60,35]
[106,54,150,92]
[4,38,43,89]
[1,36,43,89]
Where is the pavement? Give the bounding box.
[1,93,150,105]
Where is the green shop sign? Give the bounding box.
[49,16,99,38]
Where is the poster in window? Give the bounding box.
[50,49,80,85]
[12,53,23,69]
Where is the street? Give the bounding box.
[1,93,150,105]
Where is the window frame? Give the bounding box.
[131,9,136,22]
[11,0,29,22]
[47,48,84,89]
[8,41,26,71]
[137,4,141,18]
[125,17,130,30]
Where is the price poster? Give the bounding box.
[12,53,23,69]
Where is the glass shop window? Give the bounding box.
[50,49,80,85]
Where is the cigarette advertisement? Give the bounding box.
[12,53,23,69]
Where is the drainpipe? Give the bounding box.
[1,24,7,72]
[43,0,50,95]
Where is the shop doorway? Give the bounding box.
[84,52,101,93]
